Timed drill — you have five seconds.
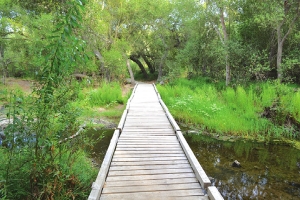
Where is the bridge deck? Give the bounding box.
[89,84,223,200]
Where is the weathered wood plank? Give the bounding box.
[110,160,189,166]
[112,157,187,162]
[100,189,205,200]
[109,164,191,171]
[118,136,177,139]
[118,141,179,144]
[117,109,128,131]
[102,183,202,194]
[105,172,197,182]
[176,130,211,189]
[113,153,186,158]
[207,186,224,200]
[114,150,184,154]
[116,144,181,148]
[104,177,197,187]
[108,168,194,176]
[101,196,208,200]
[121,128,174,132]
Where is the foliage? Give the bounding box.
[0,1,98,199]
[158,78,300,140]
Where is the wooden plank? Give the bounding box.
[109,164,191,171]
[101,196,208,200]
[88,130,120,200]
[108,168,194,176]
[120,134,175,136]
[116,145,181,148]
[123,125,172,128]
[152,83,159,94]
[125,83,138,110]
[114,149,185,156]
[165,111,181,131]
[121,129,174,132]
[112,157,187,162]
[118,136,177,139]
[110,160,189,166]
[105,172,197,182]
[117,142,179,145]
[176,130,211,189]
[100,189,205,200]
[207,186,224,200]
[102,183,201,194]
[116,147,183,153]
[113,153,186,158]
[159,98,169,112]
[104,177,197,187]
[117,109,128,131]
[118,139,178,142]
[116,146,182,150]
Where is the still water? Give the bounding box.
[89,129,300,200]
[185,134,300,200]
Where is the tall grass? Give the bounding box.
[157,78,300,140]
[88,82,123,107]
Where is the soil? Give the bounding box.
[3,77,33,93]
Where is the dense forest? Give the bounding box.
[1,0,300,85]
[0,0,300,199]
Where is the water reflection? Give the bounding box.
[86,129,114,166]
[185,134,300,200]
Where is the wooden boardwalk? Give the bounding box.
[89,83,223,200]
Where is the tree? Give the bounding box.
[247,0,300,81]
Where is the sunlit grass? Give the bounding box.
[157,78,300,140]
[72,81,130,124]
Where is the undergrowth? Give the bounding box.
[157,78,300,140]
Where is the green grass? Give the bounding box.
[71,81,131,124]
[157,78,300,140]
[88,81,124,107]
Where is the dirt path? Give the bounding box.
[3,77,33,93]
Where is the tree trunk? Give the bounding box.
[157,52,167,83]
[0,45,5,85]
[94,49,110,81]
[157,36,168,83]
[126,59,135,85]
[142,55,155,74]
[130,55,148,79]
[220,7,230,86]
[276,4,300,81]
[277,40,283,80]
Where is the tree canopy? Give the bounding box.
[1,0,300,85]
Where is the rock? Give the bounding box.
[208,176,215,183]
[232,160,241,168]
[125,78,135,84]
[187,130,199,135]
[0,131,5,140]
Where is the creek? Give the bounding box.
[185,134,300,200]
[88,129,300,200]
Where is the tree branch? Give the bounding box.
[281,3,300,44]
